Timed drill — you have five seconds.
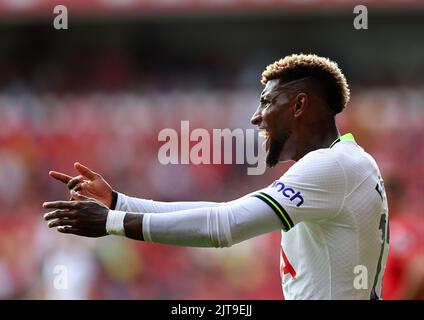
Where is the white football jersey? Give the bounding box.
[252,133,389,299]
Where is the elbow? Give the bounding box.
[208,208,235,248]
[207,229,234,248]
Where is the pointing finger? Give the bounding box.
[49,171,72,184]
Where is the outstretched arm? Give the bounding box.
[114,191,251,214]
[43,191,282,248]
[49,163,238,213]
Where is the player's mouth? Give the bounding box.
[258,128,270,151]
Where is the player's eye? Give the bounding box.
[260,98,270,108]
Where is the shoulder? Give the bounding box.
[331,141,382,193]
[285,147,345,179]
[279,148,346,198]
[281,140,379,186]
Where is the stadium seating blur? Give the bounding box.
[0,0,423,299]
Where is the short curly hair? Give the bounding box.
[261,54,350,114]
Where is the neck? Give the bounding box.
[291,120,339,161]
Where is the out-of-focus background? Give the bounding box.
[0,0,423,300]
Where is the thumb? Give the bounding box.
[70,190,96,202]
[74,162,99,180]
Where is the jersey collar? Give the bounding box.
[329,133,355,148]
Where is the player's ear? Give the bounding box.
[292,93,308,118]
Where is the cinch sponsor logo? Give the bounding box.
[270,181,304,207]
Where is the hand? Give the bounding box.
[49,162,113,208]
[43,191,109,238]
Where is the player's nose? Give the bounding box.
[250,112,262,126]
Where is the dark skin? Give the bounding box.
[43,191,143,240]
[49,162,114,207]
[251,78,339,165]
[44,166,143,240]
[43,77,340,240]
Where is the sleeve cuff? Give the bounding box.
[110,190,118,210]
[142,214,152,242]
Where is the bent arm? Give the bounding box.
[115,196,282,247]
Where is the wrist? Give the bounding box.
[124,213,144,241]
[105,210,126,236]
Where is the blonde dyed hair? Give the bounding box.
[261,54,350,114]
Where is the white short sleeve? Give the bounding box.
[251,149,347,231]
